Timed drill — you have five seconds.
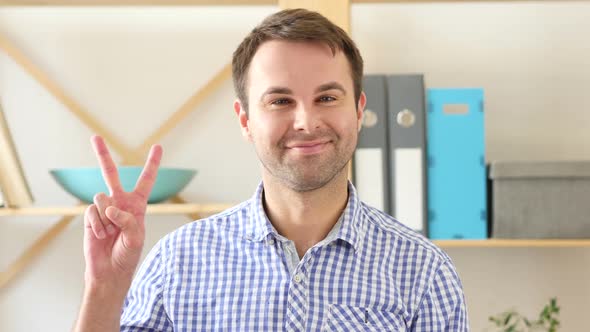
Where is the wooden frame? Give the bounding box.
[0,204,233,217]
[0,31,235,289]
[0,0,351,289]
[0,0,356,290]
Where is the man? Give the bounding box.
[74,8,468,332]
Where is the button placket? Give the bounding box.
[293,273,304,283]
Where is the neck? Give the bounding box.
[262,168,350,258]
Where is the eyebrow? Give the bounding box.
[315,81,347,95]
[260,87,293,102]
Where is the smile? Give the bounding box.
[287,141,331,155]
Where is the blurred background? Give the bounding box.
[1,1,589,331]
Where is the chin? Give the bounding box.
[286,181,325,193]
[283,170,343,193]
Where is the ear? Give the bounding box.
[234,99,252,141]
[356,91,367,132]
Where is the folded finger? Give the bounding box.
[85,204,106,240]
[105,206,143,250]
[93,193,116,236]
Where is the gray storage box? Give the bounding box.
[490,161,590,238]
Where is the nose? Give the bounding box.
[293,102,322,132]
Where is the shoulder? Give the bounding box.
[357,202,466,309]
[159,200,253,252]
[358,202,453,267]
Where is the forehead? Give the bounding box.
[247,40,352,96]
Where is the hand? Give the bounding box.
[83,135,163,290]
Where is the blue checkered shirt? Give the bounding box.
[121,182,468,331]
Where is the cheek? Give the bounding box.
[331,112,359,136]
[250,114,289,144]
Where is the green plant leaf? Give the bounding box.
[488,298,560,331]
[506,324,516,332]
[523,317,531,327]
[504,313,514,325]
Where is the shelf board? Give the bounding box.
[434,239,590,248]
[4,207,590,247]
[0,203,234,217]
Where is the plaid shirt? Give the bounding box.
[121,182,468,331]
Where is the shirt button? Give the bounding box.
[294,273,304,283]
[268,239,275,246]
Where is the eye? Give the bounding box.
[270,98,292,106]
[317,95,337,103]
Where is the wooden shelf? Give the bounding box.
[0,202,234,289]
[3,205,590,248]
[434,239,590,248]
[0,203,234,217]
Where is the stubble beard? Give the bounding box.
[255,131,357,193]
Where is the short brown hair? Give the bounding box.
[231,8,364,114]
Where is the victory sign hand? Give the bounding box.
[83,135,162,289]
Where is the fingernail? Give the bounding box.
[106,224,116,235]
[111,207,119,218]
[97,230,106,239]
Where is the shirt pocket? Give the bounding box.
[322,303,408,332]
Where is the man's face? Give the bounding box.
[235,40,365,192]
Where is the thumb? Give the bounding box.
[105,206,144,250]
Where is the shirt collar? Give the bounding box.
[246,181,365,252]
[248,182,277,241]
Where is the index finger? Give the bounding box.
[91,135,123,194]
[133,144,163,201]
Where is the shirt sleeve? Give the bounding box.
[120,239,173,332]
[411,259,469,331]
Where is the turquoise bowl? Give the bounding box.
[50,166,197,204]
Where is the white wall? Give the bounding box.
[352,2,590,330]
[0,2,589,331]
[0,6,274,332]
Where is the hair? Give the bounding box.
[231,8,364,114]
